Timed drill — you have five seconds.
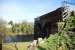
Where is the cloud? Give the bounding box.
[0,0,62,23]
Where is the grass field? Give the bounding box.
[2,42,31,50]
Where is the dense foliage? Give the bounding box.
[38,15,75,50]
[10,21,34,35]
[0,18,33,36]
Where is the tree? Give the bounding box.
[8,21,13,25]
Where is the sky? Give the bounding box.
[0,0,75,23]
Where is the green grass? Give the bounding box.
[2,42,31,50]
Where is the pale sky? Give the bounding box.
[0,0,75,23]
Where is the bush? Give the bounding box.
[38,16,75,50]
